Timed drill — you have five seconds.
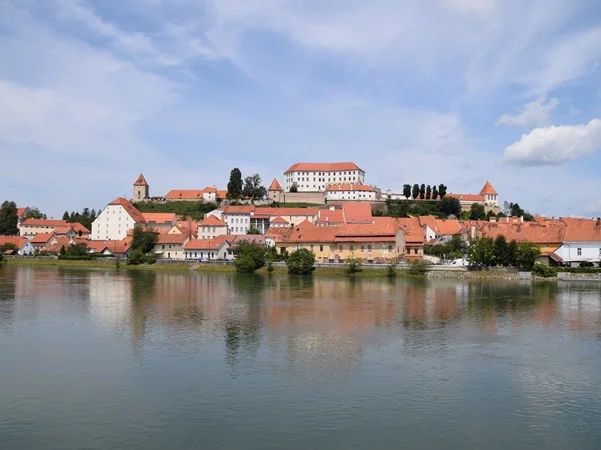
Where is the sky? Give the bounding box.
[1,0,601,218]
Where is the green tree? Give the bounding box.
[242,174,267,202]
[131,228,159,254]
[408,259,430,275]
[439,197,461,217]
[432,186,439,200]
[438,184,447,199]
[515,242,540,269]
[65,243,89,257]
[0,201,18,236]
[0,242,18,254]
[345,257,363,276]
[286,248,315,275]
[493,235,509,266]
[62,211,70,221]
[507,240,518,266]
[227,168,243,200]
[23,207,46,220]
[419,184,426,200]
[426,185,432,200]
[60,245,66,256]
[234,241,266,273]
[386,262,397,278]
[470,203,486,220]
[403,184,411,199]
[247,227,261,235]
[467,237,495,267]
[412,184,420,199]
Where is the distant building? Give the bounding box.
[447,181,500,213]
[20,219,90,239]
[164,187,226,202]
[92,198,146,241]
[268,179,284,203]
[0,236,35,255]
[284,162,365,193]
[133,173,150,202]
[325,183,379,201]
[556,217,601,266]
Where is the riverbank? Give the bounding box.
[5,258,601,281]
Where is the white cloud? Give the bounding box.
[496,96,559,128]
[503,119,601,166]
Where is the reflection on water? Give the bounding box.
[1,265,601,450]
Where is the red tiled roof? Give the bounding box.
[217,190,228,199]
[71,223,90,234]
[342,202,373,223]
[156,234,189,244]
[134,173,148,186]
[21,219,68,227]
[109,198,146,223]
[269,179,283,191]
[265,227,291,243]
[419,216,461,236]
[164,189,205,200]
[480,181,498,195]
[446,193,485,202]
[254,207,319,217]
[478,222,567,244]
[16,207,27,218]
[326,184,376,192]
[223,205,255,214]
[316,209,345,225]
[270,216,289,224]
[335,223,397,237]
[30,233,55,244]
[284,162,363,174]
[0,236,29,249]
[185,235,230,251]
[142,213,176,224]
[200,215,226,226]
[561,218,601,242]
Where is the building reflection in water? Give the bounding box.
[5,266,601,371]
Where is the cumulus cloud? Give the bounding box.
[496,96,559,128]
[503,119,601,165]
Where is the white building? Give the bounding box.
[198,215,228,239]
[0,236,35,255]
[555,218,601,266]
[154,234,189,260]
[284,162,365,193]
[91,198,146,241]
[325,184,378,201]
[221,206,254,235]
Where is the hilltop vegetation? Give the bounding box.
[134,201,218,221]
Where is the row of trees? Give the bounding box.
[227,168,267,202]
[234,242,315,274]
[383,196,462,219]
[467,236,540,269]
[62,208,97,231]
[401,184,448,200]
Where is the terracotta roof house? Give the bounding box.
[283,162,365,193]
[91,198,146,241]
[164,186,225,202]
[447,181,500,212]
[153,233,190,260]
[184,235,232,261]
[0,236,35,255]
[270,216,290,227]
[419,216,462,244]
[198,214,228,239]
[315,208,345,226]
[555,218,601,265]
[325,184,379,201]
[142,213,177,230]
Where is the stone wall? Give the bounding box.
[558,272,601,282]
[282,192,325,204]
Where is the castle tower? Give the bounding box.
[133,173,149,202]
[480,181,498,207]
[268,178,284,203]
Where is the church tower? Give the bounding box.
[133,173,149,202]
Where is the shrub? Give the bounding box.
[408,259,430,276]
[234,241,266,273]
[386,263,397,278]
[346,257,363,276]
[531,263,558,278]
[266,259,274,273]
[286,248,315,275]
[127,249,145,265]
[557,267,601,274]
[144,253,157,265]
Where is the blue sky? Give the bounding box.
[1,0,601,218]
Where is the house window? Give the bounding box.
[388,245,392,251]
[545,244,550,248]
[319,245,323,252]
[577,248,582,256]
[414,248,419,255]
[367,245,372,251]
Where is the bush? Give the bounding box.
[386,263,397,278]
[286,248,315,275]
[234,241,266,273]
[531,263,558,278]
[345,257,362,276]
[266,259,274,273]
[408,259,429,276]
[558,267,601,274]
[127,249,145,265]
[144,253,157,265]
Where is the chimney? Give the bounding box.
[489,217,496,223]
[596,218,600,228]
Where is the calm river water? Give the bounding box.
[1,265,600,449]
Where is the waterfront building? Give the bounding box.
[556,218,601,266]
[91,198,146,241]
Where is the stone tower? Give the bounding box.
[268,178,284,203]
[133,173,149,202]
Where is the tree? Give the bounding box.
[493,235,510,266]
[23,207,46,220]
[470,203,486,220]
[0,242,18,254]
[438,184,447,199]
[62,211,70,221]
[0,201,18,236]
[234,241,266,273]
[419,184,426,200]
[403,184,411,199]
[286,248,315,275]
[227,168,243,200]
[439,197,461,218]
[467,237,495,267]
[432,186,439,200]
[426,185,432,200]
[242,174,267,202]
[507,240,518,266]
[60,245,66,256]
[345,257,362,276]
[90,209,97,221]
[247,227,261,235]
[412,184,420,199]
[515,242,540,269]
[131,227,159,254]
[65,243,89,258]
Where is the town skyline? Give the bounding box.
[1,0,600,218]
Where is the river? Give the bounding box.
[1,265,600,449]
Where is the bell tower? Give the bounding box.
[133,173,149,202]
